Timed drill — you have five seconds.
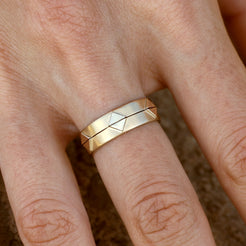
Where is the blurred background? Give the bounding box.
[1,89,246,245]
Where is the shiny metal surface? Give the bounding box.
[80,98,159,154]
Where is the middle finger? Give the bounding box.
[157,0,246,224]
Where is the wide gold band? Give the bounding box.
[80,98,159,154]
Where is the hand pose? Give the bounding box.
[0,0,246,245]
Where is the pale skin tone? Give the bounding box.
[0,0,246,245]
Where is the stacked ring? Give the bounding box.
[80,98,159,154]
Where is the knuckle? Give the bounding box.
[0,34,16,74]
[128,180,197,244]
[32,0,103,44]
[129,0,203,53]
[0,37,8,65]
[218,125,246,186]
[18,198,79,245]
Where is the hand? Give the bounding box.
[0,0,246,245]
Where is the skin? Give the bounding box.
[0,0,246,245]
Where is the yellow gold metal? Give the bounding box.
[80,98,159,154]
[81,98,155,141]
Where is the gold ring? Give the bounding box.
[80,98,159,154]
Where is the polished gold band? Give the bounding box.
[80,98,159,154]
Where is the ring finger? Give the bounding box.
[74,92,216,245]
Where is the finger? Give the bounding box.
[74,96,215,245]
[157,0,246,223]
[218,0,246,62]
[0,110,95,245]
